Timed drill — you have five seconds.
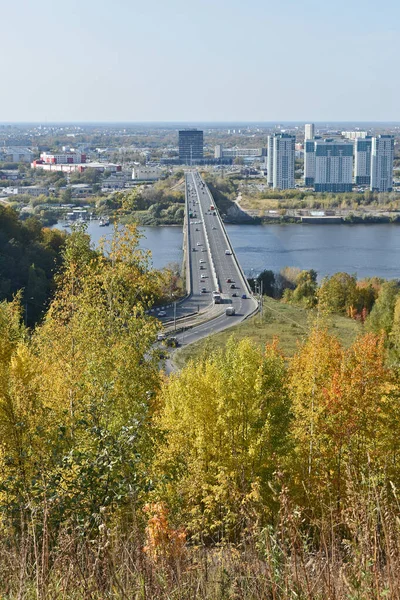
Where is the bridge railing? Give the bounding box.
[203,182,254,298]
[183,174,193,297]
[193,173,219,292]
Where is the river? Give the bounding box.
[54,222,400,280]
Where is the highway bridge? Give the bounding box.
[158,171,258,347]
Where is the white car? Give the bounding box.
[197,242,202,246]
[158,310,167,317]
[225,250,232,255]
[199,259,205,264]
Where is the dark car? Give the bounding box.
[241,294,247,299]
[230,283,236,289]
[232,292,238,297]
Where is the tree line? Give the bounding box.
[0,220,400,596]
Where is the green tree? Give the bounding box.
[318,272,357,314]
[365,280,399,336]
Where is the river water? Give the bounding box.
[54,222,400,280]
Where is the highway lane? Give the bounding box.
[159,171,258,352]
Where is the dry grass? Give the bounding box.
[174,297,361,368]
[2,474,400,599]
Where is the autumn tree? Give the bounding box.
[154,337,290,541]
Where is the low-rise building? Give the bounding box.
[70,184,93,196]
[31,161,122,173]
[0,147,34,163]
[3,186,48,197]
[132,165,162,181]
[39,151,86,164]
[214,145,266,159]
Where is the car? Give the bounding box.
[158,310,167,317]
[226,278,232,283]
[196,228,199,231]
[200,265,205,270]
[241,294,247,299]
[197,242,202,246]
[201,287,207,293]
[212,226,217,230]
[232,292,238,297]
[192,247,196,252]
[201,249,207,252]
[157,332,166,341]
[199,259,205,264]
[225,250,232,255]
[201,274,206,279]
[230,283,236,289]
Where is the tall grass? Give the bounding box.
[2,472,400,599]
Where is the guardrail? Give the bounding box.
[203,180,254,298]
[184,173,193,297]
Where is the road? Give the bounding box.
[157,170,258,353]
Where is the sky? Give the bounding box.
[1,0,399,122]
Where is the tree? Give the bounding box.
[291,269,318,307]
[0,223,161,539]
[154,337,290,541]
[318,272,357,314]
[365,280,400,336]
[61,188,72,203]
[289,326,398,512]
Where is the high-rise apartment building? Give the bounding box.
[178,129,203,164]
[304,123,315,140]
[267,136,274,187]
[354,137,372,186]
[304,138,317,186]
[304,138,353,192]
[267,134,295,189]
[370,135,394,192]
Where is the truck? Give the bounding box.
[225,306,235,316]
[212,291,221,304]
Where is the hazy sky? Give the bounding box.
[1,0,399,122]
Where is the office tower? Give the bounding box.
[354,137,372,186]
[304,123,315,140]
[313,138,353,192]
[267,134,295,189]
[371,135,394,192]
[178,129,204,164]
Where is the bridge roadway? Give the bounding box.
[158,170,258,347]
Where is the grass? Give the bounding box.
[174,296,362,367]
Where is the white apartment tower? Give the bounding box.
[304,123,315,140]
[267,134,295,189]
[354,137,372,186]
[370,135,394,192]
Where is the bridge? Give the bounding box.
[158,170,258,346]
